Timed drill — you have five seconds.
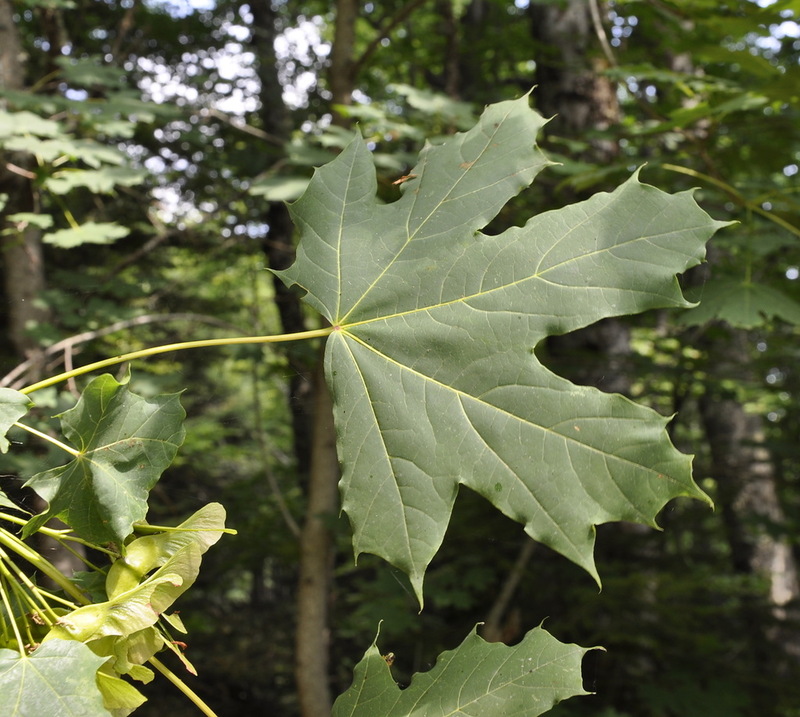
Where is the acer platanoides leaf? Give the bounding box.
[0,640,107,717]
[23,373,185,544]
[0,387,31,453]
[332,625,593,717]
[277,96,728,603]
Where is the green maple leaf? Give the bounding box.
[23,373,185,544]
[277,96,728,603]
[0,640,107,717]
[0,388,31,453]
[681,277,800,328]
[332,626,593,717]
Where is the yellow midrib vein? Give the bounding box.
[339,104,520,326]
[337,329,683,494]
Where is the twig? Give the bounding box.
[202,108,285,146]
[481,537,536,643]
[352,0,432,79]
[588,0,617,67]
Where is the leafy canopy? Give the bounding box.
[278,96,729,603]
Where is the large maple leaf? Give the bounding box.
[333,625,591,717]
[277,96,728,603]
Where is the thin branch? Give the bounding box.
[352,0,432,79]
[110,0,140,59]
[101,229,173,281]
[201,108,286,146]
[588,0,617,67]
[3,162,36,179]
[150,656,221,717]
[13,422,79,457]
[663,163,800,239]
[481,537,536,643]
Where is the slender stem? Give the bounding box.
[132,523,237,536]
[0,570,26,655]
[13,422,80,457]
[0,528,89,604]
[0,513,117,558]
[0,548,65,623]
[20,327,335,395]
[150,656,220,717]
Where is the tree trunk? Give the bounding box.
[528,0,629,395]
[295,362,339,716]
[250,0,314,477]
[0,0,49,374]
[1,0,87,582]
[249,3,341,714]
[529,0,618,156]
[699,329,800,663]
[329,0,358,126]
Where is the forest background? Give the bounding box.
[1,0,800,715]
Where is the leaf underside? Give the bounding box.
[332,625,594,717]
[278,95,728,603]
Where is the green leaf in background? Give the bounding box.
[4,212,55,231]
[0,388,31,453]
[0,109,62,139]
[23,374,185,544]
[278,96,729,602]
[0,640,107,717]
[44,167,147,195]
[56,56,126,88]
[680,278,800,328]
[0,136,126,166]
[249,175,311,202]
[43,221,130,248]
[332,626,593,717]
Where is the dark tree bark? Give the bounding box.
[528,0,628,395]
[529,0,618,157]
[249,3,341,714]
[250,0,314,477]
[1,0,49,374]
[1,0,86,581]
[437,0,461,99]
[699,329,800,662]
[329,0,358,126]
